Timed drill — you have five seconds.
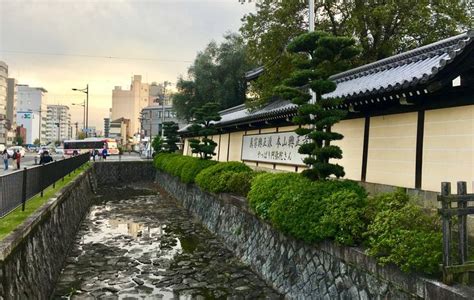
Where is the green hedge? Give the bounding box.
[267,179,367,245]
[364,189,442,274]
[154,153,216,183]
[154,153,442,275]
[248,172,309,220]
[195,162,252,194]
[180,159,218,183]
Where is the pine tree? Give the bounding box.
[162,122,180,153]
[275,31,359,180]
[189,102,222,160]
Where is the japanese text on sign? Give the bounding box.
[241,131,308,165]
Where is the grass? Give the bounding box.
[0,162,92,241]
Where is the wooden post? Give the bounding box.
[457,181,469,284]
[441,182,453,284]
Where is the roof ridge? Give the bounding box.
[330,30,474,82]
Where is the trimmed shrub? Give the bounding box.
[268,179,367,244]
[195,162,252,194]
[165,155,195,178]
[226,171,260,197]
[154,153,180,171]
[318,189,367,245]
[180,159,218,183]
[365,191,442,274]
[248,172,310,220]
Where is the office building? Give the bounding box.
[46,105,71,143]
[140,105,185,138]
[17,85,48,143]
[16,111,40,145]
[104,118,110,137]
[111,75,149,137]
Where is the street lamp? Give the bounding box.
[72,101,86,134]
[72,84,89,137]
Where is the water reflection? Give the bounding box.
[53,185,281,299]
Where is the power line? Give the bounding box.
[0,50,193,63]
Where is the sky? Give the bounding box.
[0,0,256,132]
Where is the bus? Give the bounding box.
[63,138,119,156]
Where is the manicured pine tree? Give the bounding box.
[161,121,180,153]
[189,102,222,160]
[275,31,359,180]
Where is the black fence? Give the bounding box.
[0,153,90,218]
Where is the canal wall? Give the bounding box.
[0,167,97,299]
[155,169,474,299]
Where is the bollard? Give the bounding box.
[21,167,27,211]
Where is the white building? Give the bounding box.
[16,111,40,145]
[46,105,71,143]
[112,75,149,137]
[17,85,48,143]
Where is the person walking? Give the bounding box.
[40,150,53,164]
[2,150,8,171]
[15,150,21,169]
[102,147,108,160]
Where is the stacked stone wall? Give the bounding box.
[155,170,474,299]
[0,168,97,299]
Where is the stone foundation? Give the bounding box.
[156,170,474,299]
[0,167,97,299]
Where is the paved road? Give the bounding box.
[0,152,152,176]
[0,153,65,175]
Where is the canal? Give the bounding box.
[53,183,281,299]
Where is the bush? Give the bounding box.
[180,159,218,183]
[226,171,260,197]
[154,153,180,170]
[165,155,195,178]
[268,179,367,244]
[195,162,252,194]
[318,189,367,245]
[365,190,442,274]
[248,172,310,220]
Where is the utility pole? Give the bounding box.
[161,81,170,138]
[72,84,89,137]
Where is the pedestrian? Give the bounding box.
[2,150,8,171]
[72,149,78,156]
[102,147,108,160]
[15,150,21,169]
[91,149,96,161]
[40,150,53,164]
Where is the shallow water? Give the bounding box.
[53,184,281,299]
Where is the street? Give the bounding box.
[0,152,150,176]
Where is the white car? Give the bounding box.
[55,147,64,155]
[7,146,26,158]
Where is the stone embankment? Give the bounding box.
[1,161,474,299]
[156,169,474,299]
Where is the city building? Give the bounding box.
[17,84,48,143]
[180,31,474,194]
[149,82,172,106]
[16,125,26,145]
[6,78,17,129]
[111,75,149,137]
[83,126,97,137]
[104,118,110,138]
[0,61,8,146]
[140,105,185,138]
[45,105,71,143]
[16,111,40,145]
[109,118,130,146]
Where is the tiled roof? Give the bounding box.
[181,31,473,133]
[325,30,474,99]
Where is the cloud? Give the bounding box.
[0,0,255,131]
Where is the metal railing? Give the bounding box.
[0,153,90,218]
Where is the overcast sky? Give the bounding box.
[0,0,255,132]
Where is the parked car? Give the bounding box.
[7,146,26,158]
[55,147,64,155]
